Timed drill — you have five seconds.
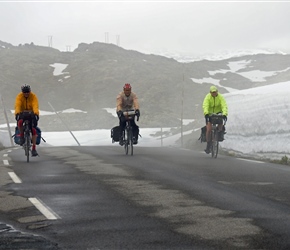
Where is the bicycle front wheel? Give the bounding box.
[124,130,129,155]
[25,133,30,162]
[211,130,219,158]
[129,129,133,156]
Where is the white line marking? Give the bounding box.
[28,198,59,220]
[3,160,9,165]
[237,158,264,164]
[8,172,22,183]
[3,154,8,157]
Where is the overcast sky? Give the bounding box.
[1,1,290,57]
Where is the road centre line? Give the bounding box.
[8,172,22,183]
[28,198,59,220]
[3,154,8,157]
[3,160,9,165]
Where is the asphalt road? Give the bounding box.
[1,145,290,249]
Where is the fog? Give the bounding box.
[1,2,290,57]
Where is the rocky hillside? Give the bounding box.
[1,40,289,131]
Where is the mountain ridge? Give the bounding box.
[0,40,289,132]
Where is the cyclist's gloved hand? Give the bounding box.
[15,114,20,121]
[35,114,39,121]
[205,114,209,123]
[117,110,123,118]
[223,115,227,122]
[135,109,140,117]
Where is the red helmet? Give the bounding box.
[123,83,131,90]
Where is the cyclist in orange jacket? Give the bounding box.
[14,84,39,156]
[203,85,228,154]
[116,83,140,145]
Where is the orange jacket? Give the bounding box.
[14,92,39,116]
[116,91,139,112]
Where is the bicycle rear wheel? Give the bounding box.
[211,129,219,158]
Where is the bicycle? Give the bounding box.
[122,110,138,156]
[209,113,226,158]
[21,111,35,162]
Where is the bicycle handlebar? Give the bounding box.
[209,113,222,117]
[21,111,34,116]
[209,113,225,125]
[123,110,136,116]
[123,110,140,121]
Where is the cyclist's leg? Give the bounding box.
[17,119,24,134]
[119,118,126,145]
[17,119,25,145]
[29,119,38,156]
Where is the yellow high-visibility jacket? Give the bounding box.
[14,92,39,116]
[203,93,228,116]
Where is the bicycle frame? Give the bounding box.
[23,120,32,162]
[123,110,136,156]
[209,114,224,159]
[210,123,219,158]
[21,111,35,162]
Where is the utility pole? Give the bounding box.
[48,102,81,146]
[105,32,109,43]
[181,64,184,147]
[48,36,53,47]
[116,35,120,46]
[1,96,13,146]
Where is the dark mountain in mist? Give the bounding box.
[1,40,289,131]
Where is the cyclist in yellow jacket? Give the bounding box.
[203,85,228,154]
[116,83,140,145]
[14,84,40,156]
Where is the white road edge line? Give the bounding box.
[28,198,60,220]
[237,158,264,164]
[3,160,9,165]
[8,172,22,183]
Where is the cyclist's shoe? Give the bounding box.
[119,138,124,146]
[31,149,38,157]
[133,137,138,145]
[19,136,25,146]
[204,143,211,154]
[204,148,211,154]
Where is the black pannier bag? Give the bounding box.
[218,125,226,141]
[199,126,207,143]
[111,126,120,142]
[35,127,42,145]
[133,126,139,139]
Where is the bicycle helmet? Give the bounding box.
[21,84,31,93]
[123,83,131,90]
[210,86,218,93]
